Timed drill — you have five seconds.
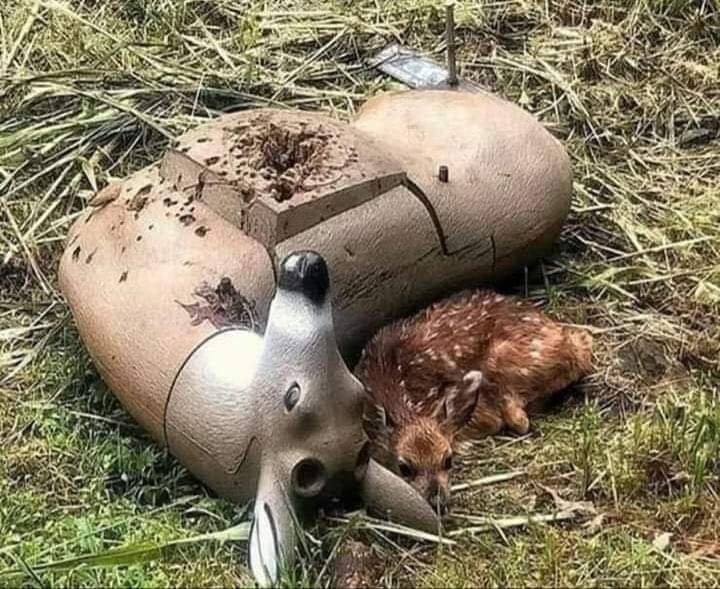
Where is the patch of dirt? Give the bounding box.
[332,540,383,589]
[178,276,258,330]
[617,338,669,383]
[642,454,690,498]
[0,257,28,296]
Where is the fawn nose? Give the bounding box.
[427,481,449,516]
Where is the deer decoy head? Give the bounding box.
[168,251,439,586]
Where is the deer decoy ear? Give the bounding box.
[359,459,440,532]
[249,468,298,588]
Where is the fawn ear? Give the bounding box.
[440,371,482,431]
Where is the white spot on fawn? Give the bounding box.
[441,352,457,369]
[463,370,483,393]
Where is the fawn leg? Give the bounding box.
[500,395,530,434]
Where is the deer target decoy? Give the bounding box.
[59,89,572,586]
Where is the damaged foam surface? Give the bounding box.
[170,110,375,204]
[162,109,407,247]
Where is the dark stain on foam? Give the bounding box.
[194,226,208,237]
[119,271,128,283]
[179,214,195,226]
[127,185,152,213]
[72,246,82,261]
[163,197,178,207]
[177,277,258,330]
[85,249,97,264]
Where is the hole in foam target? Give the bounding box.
[229,120,356,204]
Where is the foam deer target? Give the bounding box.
[59,90,572,586]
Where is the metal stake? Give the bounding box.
[446,3,458,87]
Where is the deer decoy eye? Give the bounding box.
[284,383,301,411]
[442,453,453,470]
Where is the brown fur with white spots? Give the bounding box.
[355,289,593,514]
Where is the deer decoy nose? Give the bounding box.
[277,250,330,304]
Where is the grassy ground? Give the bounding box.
[1,0,719,586]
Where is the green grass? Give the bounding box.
[2,0,720,586]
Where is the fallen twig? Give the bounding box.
[451,470,525,492]
[448,510,581,537]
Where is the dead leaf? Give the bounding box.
[539,484,597,515]
[582,513,606,534]
[89,183,121,207]
[653,531,672,552]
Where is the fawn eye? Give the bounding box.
[442,453,453,470]
[398,460,415,480]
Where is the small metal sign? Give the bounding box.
[369,4,487,94]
